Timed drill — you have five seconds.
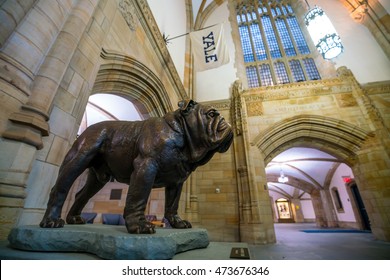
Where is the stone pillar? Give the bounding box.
[353,138,390,241]
[0,0,37,47]
[291,198,304,223]
[3,0,98,149]
[0,0,98,239]
[231,81,276,244]
[338,67,390,241]
[311,189,338,228]
[311,189,327,227]
[319,189,338,227]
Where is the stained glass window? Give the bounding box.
[303,58,321,80]
[259,64,273,86]
[274,62,289,84]
[289,60,306,82]
[246,66,260,88]
[237,1,321,88]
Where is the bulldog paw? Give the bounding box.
[126,220,156,234]
[66,215,85,224]
[39,217,65,228]
[166,214,192,229]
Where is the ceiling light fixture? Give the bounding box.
[304,1,344,60]
[278,168,289,183]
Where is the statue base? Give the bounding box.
[7,225,209,260]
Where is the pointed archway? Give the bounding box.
[253,114,372,231]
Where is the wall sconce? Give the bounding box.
[304,2,344,60]
[215,187,221,194]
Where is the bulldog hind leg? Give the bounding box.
[66,168,109,224]
[40,141,102,228]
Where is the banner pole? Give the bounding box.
[164,23,219,44]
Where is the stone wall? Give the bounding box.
[0,0,186,239]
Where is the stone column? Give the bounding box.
[338,67,390,241]
[291,198,304,223]
[0,0,98,239]
[311,189,338,228]
[319,189,338,227]
[353,138,390,241]
[3,0,98,149]
[0,0,37,47]
[311,189,327,227]
[231,81,276,244]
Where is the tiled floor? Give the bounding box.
[1,223,389,260]
[249,223,390,260]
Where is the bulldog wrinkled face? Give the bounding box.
[179,100,233,154]
[203,105,233,151]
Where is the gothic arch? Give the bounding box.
[253,114,371,166]
[91,49,174,120]
[62,50,176,220]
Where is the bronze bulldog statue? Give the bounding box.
[40,99,233,234]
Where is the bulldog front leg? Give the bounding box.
[124,157,157,234]
[164,183,192,229]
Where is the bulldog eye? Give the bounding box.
[207,110,219,118]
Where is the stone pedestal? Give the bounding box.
[7,225,209,260]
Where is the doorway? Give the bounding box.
[350,183,371,230]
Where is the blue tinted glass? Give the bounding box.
[271,7,276,17]
[281,5,287,15]
[289,60,306,82]
[286,4,293,14]
[303,58,321,80]
[259,64,273,86]
[274,62,289,84]
[262,16,282,58]
[250,24,267,61]
[275,18,296,56]
[246,66,260,88]
[287,17,310,54]
[239,26,254,62]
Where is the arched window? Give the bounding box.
[236,0,321,87]
[331,187,344,213]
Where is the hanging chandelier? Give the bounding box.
[304,4,344,60]
[278,169,288,183]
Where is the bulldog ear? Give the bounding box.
[178,99,197,115]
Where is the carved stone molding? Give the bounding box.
[237,166,248,177]
[232,80,243,135]
[119,0,138,31]
[350,0,368,22]
[133,0,187,101]
[201,99,231,110]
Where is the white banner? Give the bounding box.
[190,23,230,71]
